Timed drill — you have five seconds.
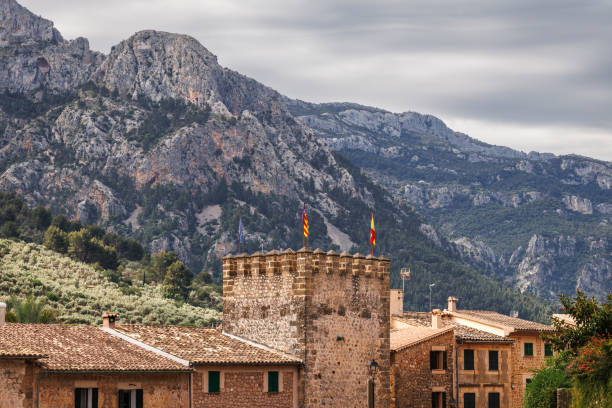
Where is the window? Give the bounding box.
[118,390,143,408]
[430,350,448,370]
[526,378,533,386]
[268,371,279,393]
[545,344,553,357]
[208,371,220,393]
[463,393,476,408]
[75,388,98,408]
[524,342,534,356]
[464,349,474,370]
[432,391,446,408]
[488,350,498,371]
[488,392,500,408]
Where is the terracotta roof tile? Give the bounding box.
[391,326,453,352]
[0,324,189,372]
[395,312,513,343]
[114,325,302,366]
[453,310,554,332]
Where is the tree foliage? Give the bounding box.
[162,260,193,301]
[6,295,57,323]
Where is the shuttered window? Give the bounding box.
[524,343,534,356]
[208,371,220,393]
[544,344,553,357]
[430,350,446,370]
[268,371,279,393]
[118,390,142,408]
[75,388,98,408]
[488,392,500,408]
[431,392,446,408]
[464,392,476,408]
[488,350,498,371]
[464,349,474,370]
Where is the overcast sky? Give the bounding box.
[21,0,612,161]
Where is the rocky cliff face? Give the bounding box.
[0,0,103,96]
[287,100,612,301]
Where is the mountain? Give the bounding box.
[285,100,612,301]
[0,0,557,321]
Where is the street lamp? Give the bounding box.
[367,359,379,408]
[429,283,436,312]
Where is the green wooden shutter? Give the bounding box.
[442,392,446,408]
[443,351,447,370]
[464,393,476,408]
[545,344,552,356]
[208,371,220,393]
[430,351,436,369]
[75,389,83,408]
[118,390,129,408]
[92,389,98,408]
[136,390,143,408]
[488,350,498,371]
[268,371,279,393]
[488,392,500,408]
[464,349,474,370]
[524,343,533,356]
[431,392,436,408]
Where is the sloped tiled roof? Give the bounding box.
[391,326,453,352]
[453,310,554,332]
[395,312,513,343]
[0,324,189,372]
[114,325,302,366]
[552,314,576,327]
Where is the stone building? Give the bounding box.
[222,248,391,408]
[0,309,300,408]
[391,294,554,408]
[390,311,455,407]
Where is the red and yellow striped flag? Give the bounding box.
[302,204,309,238]
[370,213,375,246]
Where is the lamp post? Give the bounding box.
[367,359,379,408]
[429,283,436,311]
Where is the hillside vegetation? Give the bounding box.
[0,239,220,325]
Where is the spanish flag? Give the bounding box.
[370,213,375,246]
[303,204,309,238]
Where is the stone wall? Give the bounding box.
[390,330,454,408]
[509,333,550,408]
[0,359,33,408]
[191,365,297,408]
[223,248,391,408]
[37,372,189,408]
[457,342,512,408]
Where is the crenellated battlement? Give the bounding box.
[223,248,390,280]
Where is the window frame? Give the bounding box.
[544,343,553,357]
[488,350,499,371]
[117,389,143,408]
[431,391,447,408]
[208,371,221,393]
[430,350,447,371]
[488,392,500,408]
[268,371,279,393]
[463,392,476,408]
[464,349,475,370]
[75,388,98,408]
[524,342,534,357]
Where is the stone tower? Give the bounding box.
[222,248,391,408]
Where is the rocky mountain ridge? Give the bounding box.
[286,99,611,301]
[0,0,572,320]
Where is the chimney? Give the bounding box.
[390,289,404,316]
[447,297,458,313]
[0,302,6,326]
[102,312,117,329]
[432,309,442,329]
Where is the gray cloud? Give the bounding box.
[19,0,612,160]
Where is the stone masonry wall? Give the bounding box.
[191,365,297,408]
[0,359,33,408]
[391,330,454,408]
[223,248,391,408]
[37,372,189,408]
[509,333,550,408]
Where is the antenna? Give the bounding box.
[400,267,411,293]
